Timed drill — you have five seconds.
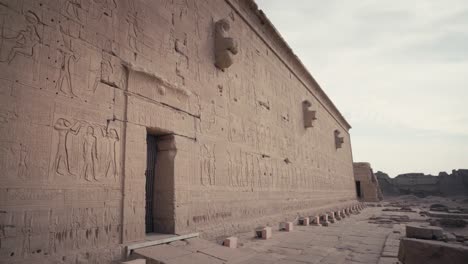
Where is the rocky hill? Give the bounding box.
[375,169,468,197]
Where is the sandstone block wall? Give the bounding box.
[353,162,383,202]
[0,0,356,263]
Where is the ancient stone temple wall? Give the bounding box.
[0,0,356,263]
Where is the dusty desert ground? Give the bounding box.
[129,195,468,263]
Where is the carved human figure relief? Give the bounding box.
[302,100,317,128]
[56,26,80,96]
[21,211,33,257]
[126,5,141,52]
[54,118,82,176]
[214,18,238,70]
[82,126,98,181]
[17,144,28,179]
[334,129,344,149]
[100,126,119,179]
[200,144,215,186]
[1,11,41,65]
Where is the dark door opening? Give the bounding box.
[145,132,176,234]
[145,134,158,233]
[355,181,362,198]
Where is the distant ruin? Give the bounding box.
[376,169,468,197]
[353,162,383,202]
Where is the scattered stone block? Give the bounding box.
[335,211,342,221]
[121,260,146,264]
[406,224,443,240]
[345,208,351,216]
[279,221,293,231]
[438,218,467,228]
[339,210,346,219]
[310,216,322,226]
[298,217,310,226]
[398,238,468,264]
[255,226,272,239]
[430,204,449,212]
[328,212,336,223]
[442,232,457,242]
[320,215,330,226]
[222,237,238,248]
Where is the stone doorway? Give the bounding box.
[145,131,176,234]
[355,181,362,198]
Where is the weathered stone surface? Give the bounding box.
[406,224,444,240]
[279,222,294,231]
[299,217,310,226]
[255,226,272,240]
[354,162,383,202]
[311,216,322,226]
[0,0,356,263]
[133,245,192,262]
[121,259,146,264]
[320,214,330,226]
[223,236,238,248]
[439,218,467,228]
[398,238,468,264]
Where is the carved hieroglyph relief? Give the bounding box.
[82,126,98,181]
[0,11,41,64]
[214,18,238,70]
[200,144,215,186]
[0,10,42,80]
[54,118,83,176]
[56,26,80,96]
[53,118,120,181]
[126,1,142,52]
[100,126,119,180]
[17,143,28,179]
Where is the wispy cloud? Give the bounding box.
[256,0,468,176]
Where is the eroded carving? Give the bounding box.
[54,118,83,176]
[126,3,141,52]
[100,52,126,89]
[200,144,215,186]
[17,144,28,179]
[214,18,238,70]
[57,26,80,96]
[0,11,41,65]
[334,129,344,149]
[64,0,83,22]
[303,100,317,128]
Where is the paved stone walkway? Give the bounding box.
[133,207,404,264]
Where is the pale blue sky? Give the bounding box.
[256,0,468,176]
